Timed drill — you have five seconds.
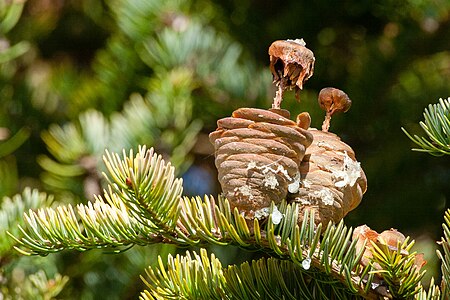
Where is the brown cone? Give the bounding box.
[287,129,367,226]
[209,108,313,220]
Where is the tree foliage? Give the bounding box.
[8,144,449,299]
[403,97,450,156]
[0,0,449,298]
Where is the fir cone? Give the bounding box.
[287,129,367,226]
[209,108,313,220]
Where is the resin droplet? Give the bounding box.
[302,256,311,270]
[271,206,283,225]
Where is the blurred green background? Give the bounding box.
[0,0,449,298]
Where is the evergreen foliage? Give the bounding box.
[403,97,450,156]
[0,0,449,299]
[1,0,270,297]
[9,146,447,299]
[0,188,68,299]
[0,2,67,299]
[0,1,29,63]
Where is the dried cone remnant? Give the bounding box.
[269,39,315,108]
[351,225,426,298]
[209,108,313,220]
[352,225,427,272]
[287,129,367,227]
[318,87,352,132]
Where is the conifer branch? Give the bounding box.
[1,188,53,264]
[403,97,450,156]
[0,1,30,63]
[436,209,450,296]
[10,146,186,255]
[9,147,435,298]
[0,127,30,159]
[368,238,425,297]
[413,278,442,299]
[177,196,379,297]
[1,269,69,300]
[102,146,183,232]
[140,246,425,300]
[140,248,366,300]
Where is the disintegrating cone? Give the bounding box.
[352,225,427,272]
[268,39,315,108]
[352,225,379,268]
[209,108,313,220]
[269,39,315,92]
[287,129,367,226]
